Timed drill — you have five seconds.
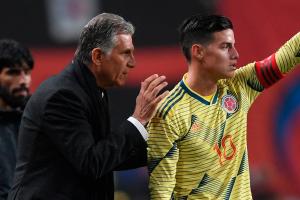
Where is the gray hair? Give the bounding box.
[74,13,135,65]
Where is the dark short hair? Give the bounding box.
[0,39,34,71]
[75,13,135,66]
[179,14,233,62]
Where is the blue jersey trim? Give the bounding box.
[180,80,219,105]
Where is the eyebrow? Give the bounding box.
[6,66,31,72]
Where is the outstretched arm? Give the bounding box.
[234,32,300,104]
[255,32,300,88]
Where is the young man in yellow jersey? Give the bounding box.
[147,14,300,199]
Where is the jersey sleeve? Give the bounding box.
[255,32,300,88]
[234,62,263,104]
[147,111,181,200]
[234,32,300,103]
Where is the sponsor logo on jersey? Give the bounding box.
[221,94,238,114]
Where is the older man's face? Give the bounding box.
[96,34,136,88]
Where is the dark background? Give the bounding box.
[1,0,300,199]
[0,0,217,47]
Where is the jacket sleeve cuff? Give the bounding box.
[127,116,148,141]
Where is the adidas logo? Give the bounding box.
[191,122,201,132]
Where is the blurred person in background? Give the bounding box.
[0,39,34,200]
[251,167,278,200]
[147,14,300,199]
[8,13,168,200]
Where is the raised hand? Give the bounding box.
[132,74,169,125]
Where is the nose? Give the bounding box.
[19,71,31,87]
[231,47,239,60]
[127,53,136,68]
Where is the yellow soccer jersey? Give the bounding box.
[147,32,300,200]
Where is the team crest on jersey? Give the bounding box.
[221,94,238,114]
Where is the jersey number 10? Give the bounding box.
[213,135,237,166]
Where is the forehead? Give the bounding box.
[211,29,235,44]
[113,34,134,50]
[1,62,31,72]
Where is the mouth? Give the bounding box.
[14,90,28,97]
[230,63,237,70]
[122,71,129,76]
[13,88,29,97]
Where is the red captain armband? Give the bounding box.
[255,54,283,88]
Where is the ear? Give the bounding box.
[91,48,103,66]
[191,44,205,60]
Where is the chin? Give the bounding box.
[116,81,126,87]
[226,71,235,79]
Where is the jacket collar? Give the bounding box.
[67,59,110,138]
[67,58,109,105]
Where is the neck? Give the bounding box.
[87,63,111,89]
[185,64,218,96]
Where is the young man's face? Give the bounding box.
[98,34,135,87]
[0,63,32,108]
[202,29,239,80]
